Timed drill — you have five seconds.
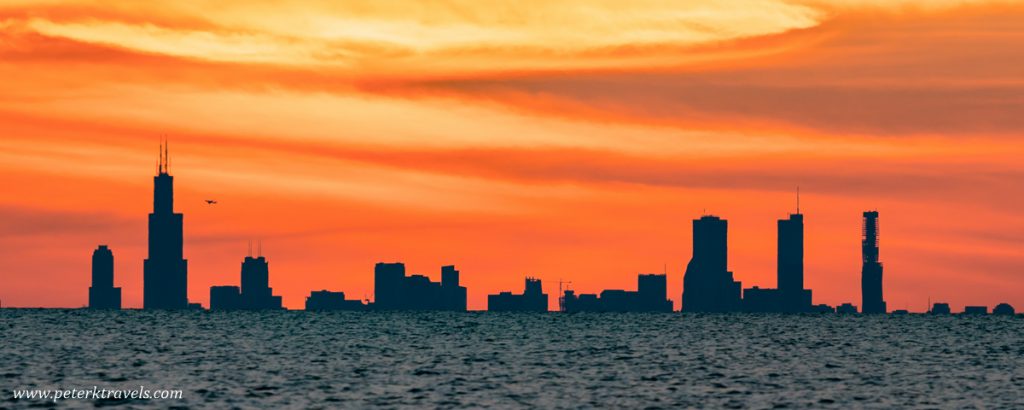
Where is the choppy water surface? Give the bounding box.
[2,310,1023,408]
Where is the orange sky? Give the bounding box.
[1,0,1022,311]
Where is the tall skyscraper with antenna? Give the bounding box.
[861,211,886,314]
[143,141,189,309]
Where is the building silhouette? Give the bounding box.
[372,263,466,311]
[836,303,858,314]
[963,306,987,315]
[209,249,283,310]
[860,211,887,314]
[488,277,548,312]
[306,290,366,311]
[88,245,121,309]
[682,215,742,312]
[812,304,836,313]
[562,274,673,312]
[929,302,951,314]
[993,303,1015,315]
[143,142,189,309]
[742,210,813,313]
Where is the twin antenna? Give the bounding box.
[247,240,264,258]
[157,137,170,174]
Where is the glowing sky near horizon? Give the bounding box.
[0,0,1022,311]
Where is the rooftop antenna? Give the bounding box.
[164,137,169,174]
[797,186,801,214]
[258,240,262,257]
[248,240,252,257]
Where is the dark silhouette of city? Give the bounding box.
[209,245,283,310]
[861,211,887,314]
[143,142,190,309]
[373,263,466,311]
[88,245,121,309]
[64,146,1019,315]
[682,216,743,312]
[561,274,673,312]
[488,278,548,312]
[305,290,367,311]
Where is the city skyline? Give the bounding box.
[48,147,1022,314]
[1,1,1022,311]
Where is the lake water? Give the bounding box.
[2,310,1022,408]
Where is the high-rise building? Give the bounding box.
[778,214,803,292]
[777,212,812,312]
[860,211,886,314]
[143,142,189,309]
[210,251,283,310]
[682,215,742,312]
[637,274,672,312]
[372,263,467,311]
[240,255,281,309]
[88,245,121,309]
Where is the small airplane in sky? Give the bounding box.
[205,200,218,205]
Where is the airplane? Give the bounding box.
[205,200,218,205]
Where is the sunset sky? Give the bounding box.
[1,0,1022,311]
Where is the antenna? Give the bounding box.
[248,240,252,257]
[164,137,169,174]
[258,239,263,257]
[797,186,801,214]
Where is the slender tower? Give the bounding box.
[776,189,811,312]
[860,211,886,313]
[143,141,189,309]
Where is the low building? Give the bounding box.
[811,304,835,313]
[963,306,988,315]
[306,291,366,311]
[929,303,951,315]
[993,303,1016,316]
[562,274,673,312]
[836,303,858,314]
[210,286,241,310]
[488,278,548,312]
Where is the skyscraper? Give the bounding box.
[777,214,803,293]
[210,251,283,310]
[861,211,886,314]
[777,212,812,312]
[88,245,121,309]
[143,142,189,309]
[682,215,742,312]
[372,263,467,311]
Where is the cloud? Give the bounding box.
[0,205,133,238]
